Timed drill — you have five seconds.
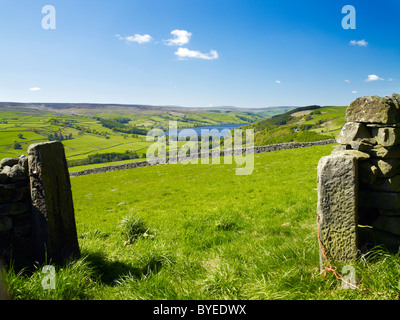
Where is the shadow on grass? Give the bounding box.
[83,250,166,285]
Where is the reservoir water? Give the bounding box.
[166,123,248,138]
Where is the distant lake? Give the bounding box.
[166,123,248,138]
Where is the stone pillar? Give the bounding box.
[28,141,80,263]
[317,153,360,267]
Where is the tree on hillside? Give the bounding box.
[13,141,22,149]
[48,131,73,142]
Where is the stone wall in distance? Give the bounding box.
[70,139,337,177]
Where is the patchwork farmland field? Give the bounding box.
[0,104,275,164]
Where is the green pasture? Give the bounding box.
[5,144,400,300]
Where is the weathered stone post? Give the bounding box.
[28,141,80,263]
[317,153,360,267]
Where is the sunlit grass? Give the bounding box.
[4,144,400,300]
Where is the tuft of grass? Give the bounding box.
[138,245,174,277]
[117,212,152,244]
[215,211,241,231]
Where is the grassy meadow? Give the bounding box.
[5,144,400,300]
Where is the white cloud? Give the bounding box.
[350,39,368,47]
[29,87,41,91]
[116,33,152,44]
[365,74,384,82]
[175,48,218,60]
[344,79,350,83]
[388,78,395,82]
[164,29,192,46]
[275,80,281,84]
[352,90,358,94]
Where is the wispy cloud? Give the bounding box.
[116,33,152,44]
[352,90,357,94]
[344,79,350,83]
[365,74,384,82]
[350,39,368,47]
[164,29,192,46]
[175,48,218,60]
[275,80,281,84]
[29,87,41,91]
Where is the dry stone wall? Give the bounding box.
[318,93,400,267]
[70,139,337,177]
[0,157,31,262]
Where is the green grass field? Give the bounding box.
[5,144,400,300]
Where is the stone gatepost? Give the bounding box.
[28,141,80,263]
[317,93,400,268]
[317,153,360,267]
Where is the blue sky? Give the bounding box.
[1,0,400,108]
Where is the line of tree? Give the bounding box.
[254,127,333,146]
[49,118,77,126]
[113,117,131,124]
[97,118,148,135]
[48,131,73,142]
[67,150,145,167]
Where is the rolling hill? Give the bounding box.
[244,105,347,146]
[0,102,292,164]
[0,102,346,169]
[0,102,292,130]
